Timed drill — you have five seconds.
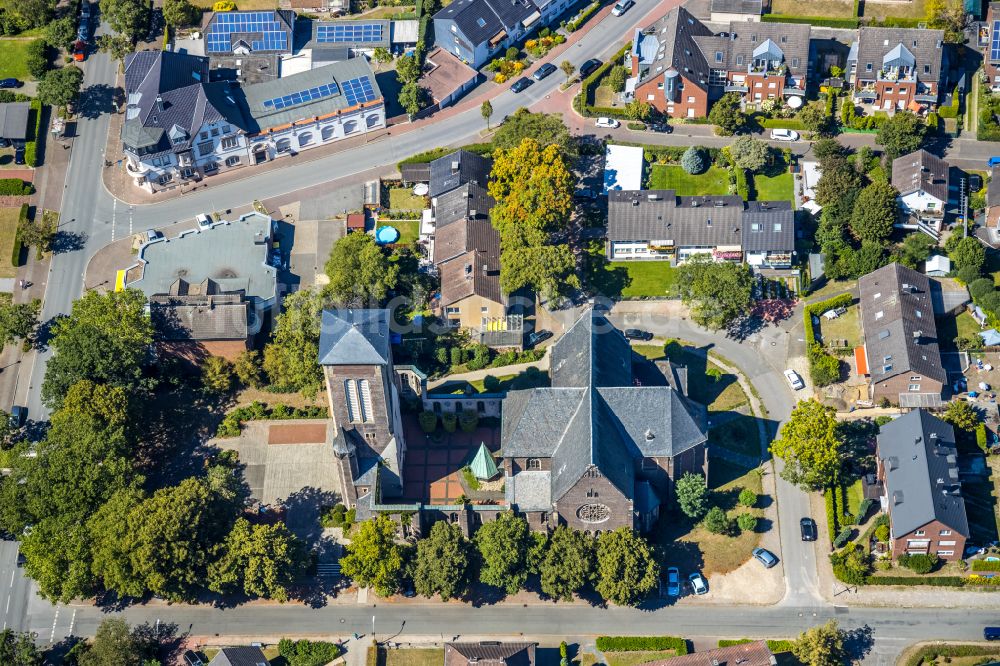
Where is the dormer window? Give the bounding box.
[866,63,873,72]
[715,51,723,62]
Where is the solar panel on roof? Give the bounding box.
[992,20,1000,62]
[341,76,376,106]
[206,10,288,53]
[263,81,341,111]
[315,22,384,44]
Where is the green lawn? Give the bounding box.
[753,170,794,205]
[815,304,862,349]
[0,207,20,279]
[0,39,33,80]
[937,311,982,351]
[381,648,445,666]
[846,478,864,517]
[605,651,681,666]
[648,165,731,196]
[388,187,428,212]
[387,219,419,245]
[611,261,677,299]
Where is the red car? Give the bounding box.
[72,40,86,61]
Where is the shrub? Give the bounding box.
[825,486,839,541]
[418,410,438,433]
[595,637,688,653]
[874,575,965,587]
[277,638,342,665]
[450,347,463,368]
[458,409,478,432]
[25,40,49,80]
[718,640,793,653]
[977,423,988,453]
[761,14,858,28]
[565,0,600,31]
[482,375,501,392]
[214,401,328,438]
[736,513,757,532]
[970,278,995,301]
[703,506,733,535]
[856,498,874,520]
[829,544,871,585]
[832,527,853,548]
[897,553,938,574]
[904,645,1000,666]
[0,179,33,196]
[874,524,890,542]
[11,203,26,268]
[738,488,757,508]
[971,559,1000,572]
[442,412,458,433]
[505,46,519,60]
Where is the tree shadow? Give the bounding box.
[50,230,87,254]
[582,245,630,300]
[77,83,119,119]
[727,314,765,342]
[844,624,875,661]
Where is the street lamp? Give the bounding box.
[372,614,376,645]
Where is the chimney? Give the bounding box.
[469,209,477,217]
[893,490,904,505]
[644,429,654,441]
[155,95,164,111]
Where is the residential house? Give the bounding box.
[0,102,29,147]
[876,409,969,561]
[429,148,492,198]
[605,189,795,269]
[301,19,391,63]
[126,212,278,360]
[892,149,949,236]
[847,27,947,114]
[627,8,809,118]
[122,51,385,193]
[983,3,1000,89]
[202,10,296,85]
[432,0,542,69]
[207,646,270,666]
[445,641,537,666]
[502,310,708,533]
[709,0,762,23]
[986,166,1000,227]
[641,641,775,666]
[323,308,407,511]
[858,263,947,407]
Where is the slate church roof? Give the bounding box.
[318,308,391,366]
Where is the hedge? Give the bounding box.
[11,203,27,268]
[216,401,329,438]
[972,559,1000,572]
[977,423,989,453]
[24,99,42,167]
[825,486,838,542]
[761,14,859,28]
[398,142,493,168]
[565,0,600,32]
[596,637,689,654]
[832,527,853,548]
[938,87,960,119]
[761,118,805,130]
[576,42,633,118]
[868,576,966,587]
[718,640,794,653]
[735,167,751,200]
[0,179,33,196]
[903,645,1000,666]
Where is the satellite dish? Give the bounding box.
[787,95,803,109]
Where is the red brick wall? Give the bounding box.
[634,75,709,118]
[743,73,786,104]
[871,374,944,406]
[890,519,966,562]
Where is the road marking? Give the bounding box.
[50,606,59,643]
[68,609,76,636]
[129,206,133,237]
[111,198,117,242]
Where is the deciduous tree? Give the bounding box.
[560,60,575,83]
[481,99,493,129]
[78,618,156,666]
[814,156,863,209]
[0,295,38,349]
[396,54,421,83]
[262,288,325,395]
[339,515,404,597]
[949,236,986,274]
[99,0,150,40]
[493,108,576,158]
[624,100,650,122]
[234,349,265,388]
[897,233,936,269]
[799,101,832,135]
[96,34,134,63]
[729,135,769,172]
[594,528,658,606]
[474,511,532,594]
[708,92,745,136]
[43,15,77,49]
[850,180,899,245]
[0,629,42,666]
[208,518,305,601]
[675,254,753,331]
[371,47,392,71]
[539,526,594,601]
[201,355,234,394]
[37,66,84,108]
[324,224,400,306]
[876,111,926,160]
[769,399,843,490]
[791,620,847,666]
[162,0,200,26]
[412,520,470,601]
[398,80,422,118]
[941,399,980,432]
[702,506,732,535]
[675,472,710,519]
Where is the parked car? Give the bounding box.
[611,0,634,15]
[770,128,799,142]
[0,78,21,89]
[527,329,553,348]
[145,229,164,243]
[10,405,26,428]
[0,138,8,149]
[13,147,24,165]
[77,22,90,41]
[988,157,1000,168]
[595,117,620,129]
[533,63,557,80]
[624,328,653,341]
[800,517,817,542]
[72,40,87,61]
[970,173,984,193]
[510,77,532,93]
[784,368,804,390]
[579,58,601,77]
[666,566,680,597]
[183,651,205,666]
[195,213,214,229]
[986,627,1000,641]
[80,2,91,18]
[688,572,708,595]
[752,547,778,568]
[649,122,673,133]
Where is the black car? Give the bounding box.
[0,78,20,89]
[13,147,24,165]
[970,173,984,193]
[81,1,91,18]
[510,77,533,93]
[579,59,601,77]
[183,651,205,666]
[10,405,25,428]
[650,122,673,133]
[533,63,557,81]
[623,328,653,341]
[16,551,26,567]
[800,517,817,542]
[527,329,553,348]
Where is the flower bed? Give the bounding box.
[487,57,525,84]
[525,31,565,58]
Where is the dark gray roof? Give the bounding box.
[710,0,762,15]
[858,263,947,385]
[633,7,715,89]
[433,0,538,47]
[892,149,949,201]
[432,182,495,260]
[607,190,794,253]
[743,200,795,252]
[852,27,946,83]
[429,150,493,198]
[990,167,1000,207]
[122,51,248,154]
[698,22,811,78]
[0,103,29,141]
[401,162,431,183]
[318,308,391,366]
[207,646,269,666]
[437,227,503,306]
[445,641,536,666]
[242,58,382,132]
[877,410,969,538]
[149,295,249,341]
[503,311,707,504]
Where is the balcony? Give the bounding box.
[876,67,916,83]
[854,88,877,101]
[125,160,150,176]
[913,92,939,103]
[725,84,749,93]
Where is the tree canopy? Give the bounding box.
[791,620,847,666]
[339,515,404,596]
[539,526,594,601]
[77,618,158,666]
[675,254,753,331]
[162,0,201,26]
[324,231,399,307]
[37,66,84,108]
[492,108,576,158]
[0,629,42,666]
[675,472,710,519]
[0,295,38,349]
[262,288,326,395]
[948,235,986,274]
[474,511,532,594]
[850,180,899,245]
[99,0,150,39]
[876,111,926,160]
[208,517,305,601]
[594,528,659,606]
[707,93,746,135]
[40,289,153,409]
[43,15,77,48]
[770,399,843,490]
[729,136,769,172]
[412,520,470,601]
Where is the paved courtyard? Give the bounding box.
[402,416,502,505]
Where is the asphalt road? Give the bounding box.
[0,541,31,634]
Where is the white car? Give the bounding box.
[195,213,214,229]
[595,117,620,129]
[611,0,634,15]
[784,369,804,390]
[689,572,708,595]
[770,128,800,142]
